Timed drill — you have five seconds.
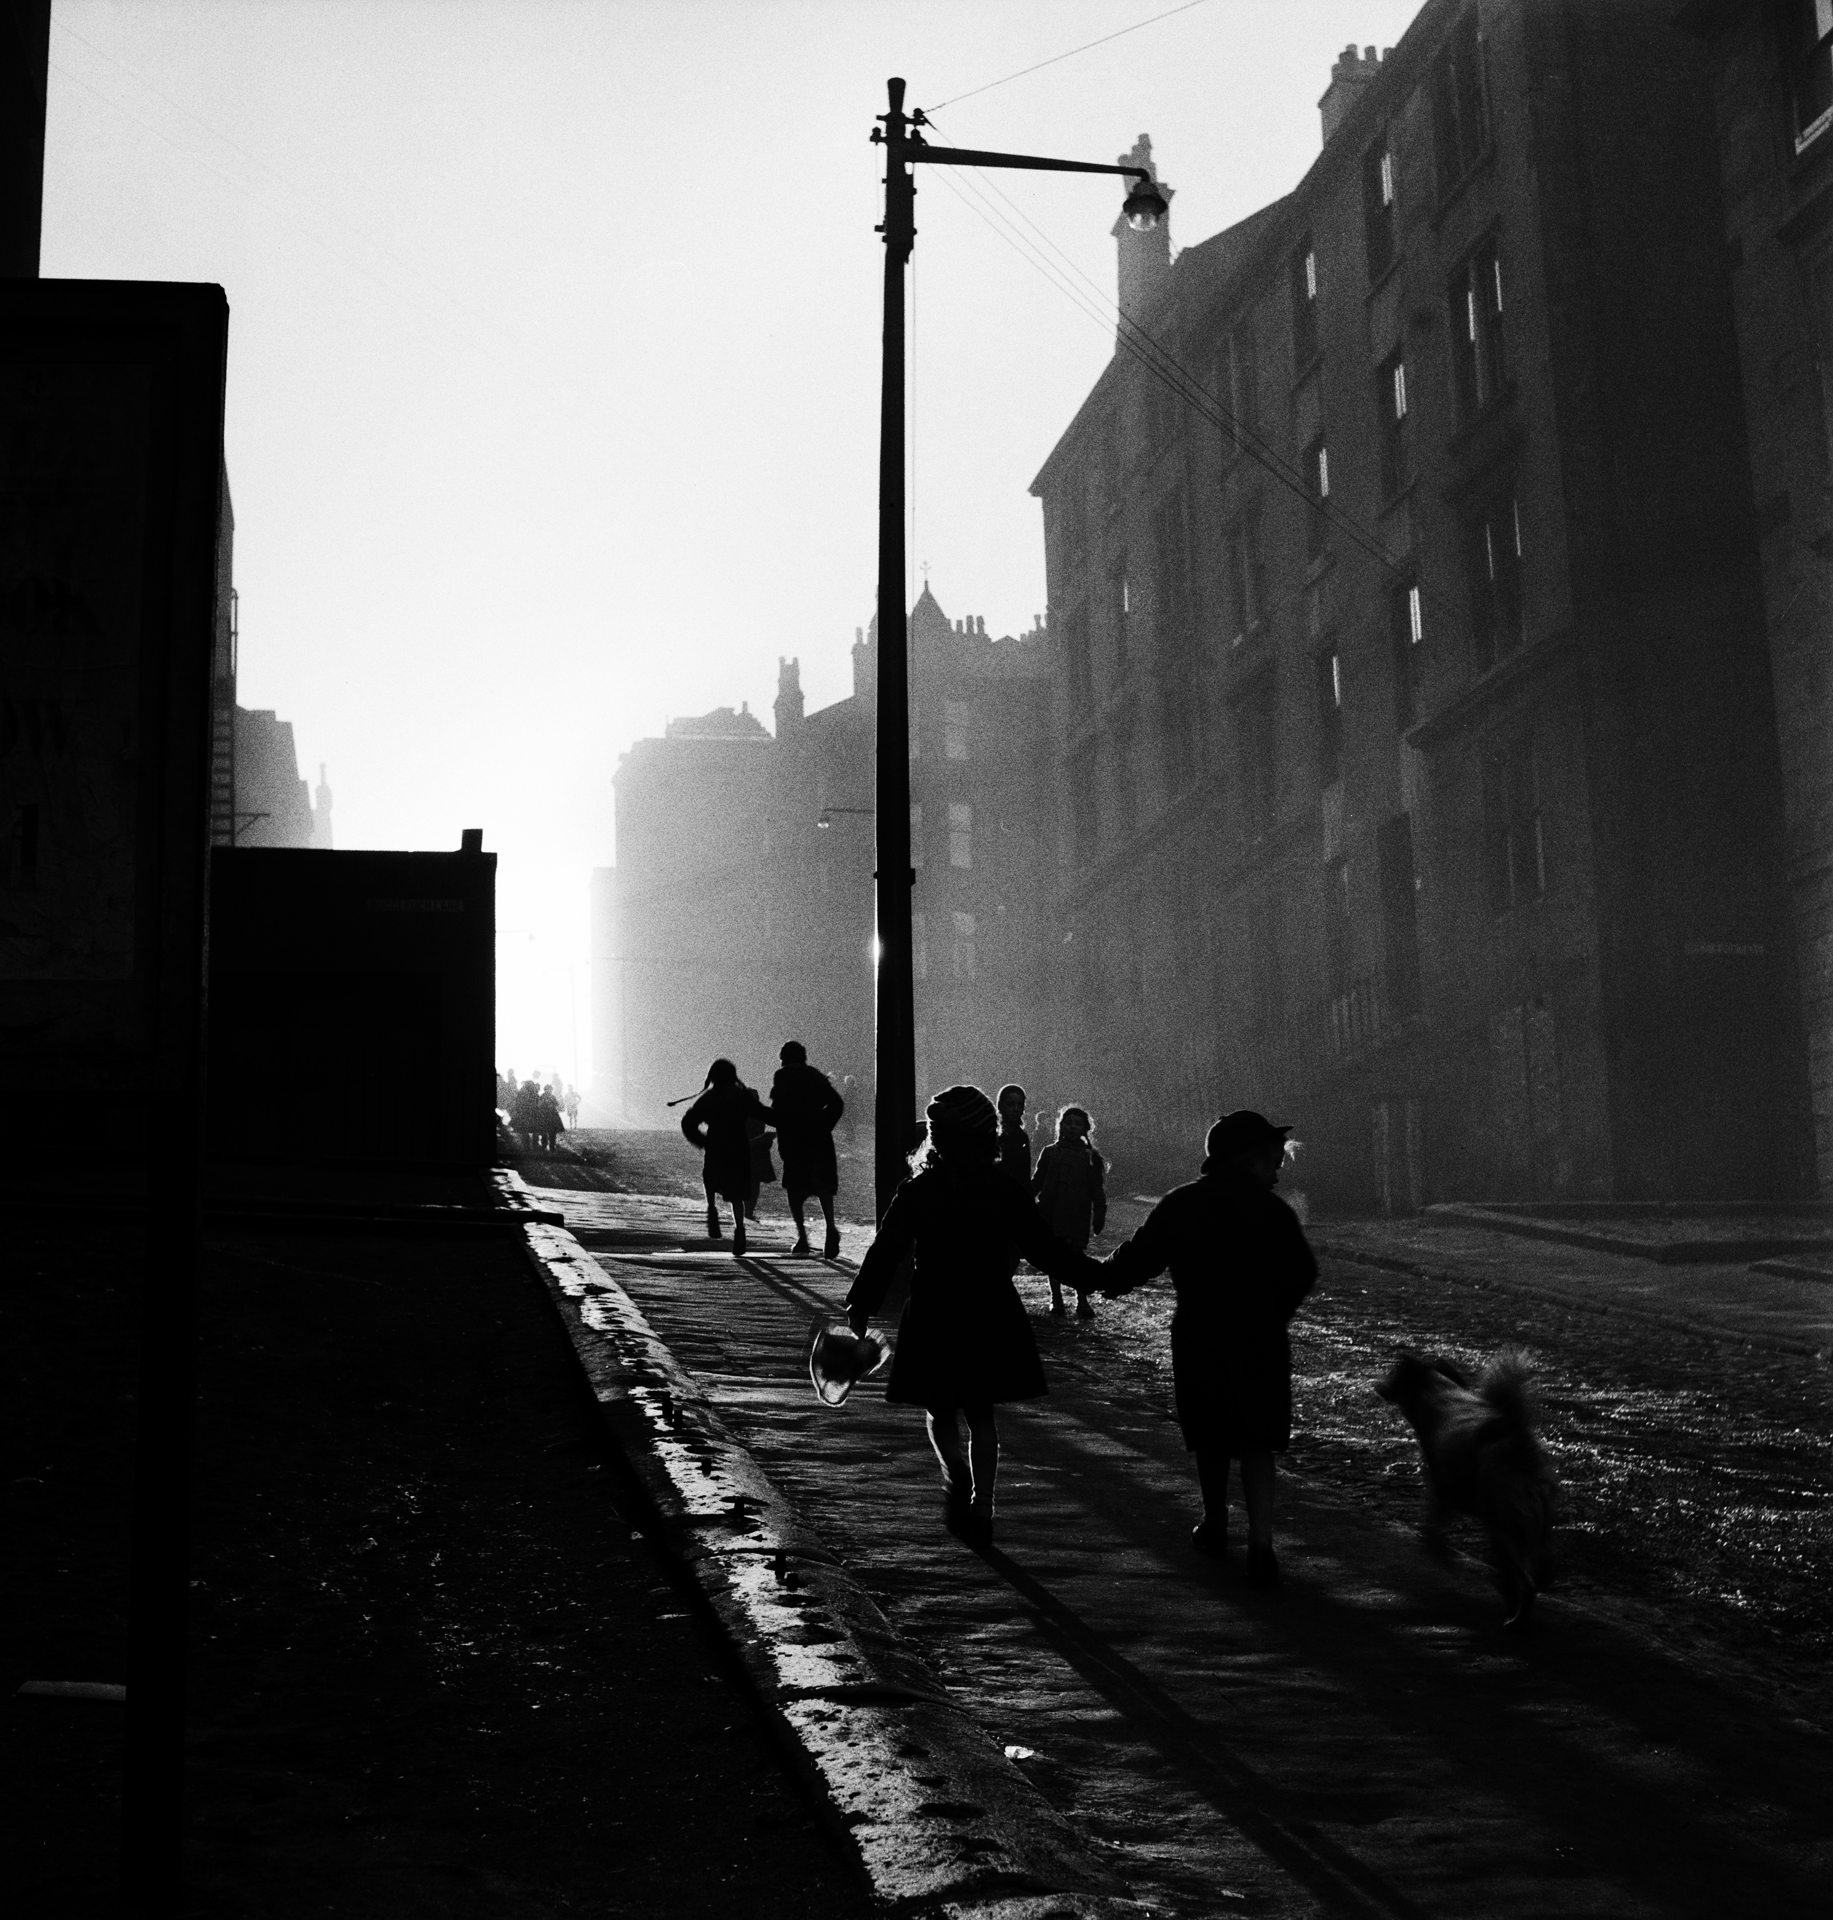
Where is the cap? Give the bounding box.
[1205,1109,1294,1163]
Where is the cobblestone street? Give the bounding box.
[514,1132,1833,1918]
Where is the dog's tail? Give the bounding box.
[1478,1350,1535,1427]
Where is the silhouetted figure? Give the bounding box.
[770,1040,845,1258]
[995,1083,1032,1187]
[510,1076,541,1149]
[845,1084,1101,1550]
[1032,1105,1106,1318]
[536,1084,565,1153]
[497,1066,517,1115]
[563,1084,580,1130]
[681,1059,770,1255]
[1099,1110,1317,1587]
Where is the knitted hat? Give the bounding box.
[926,1084,999,1141]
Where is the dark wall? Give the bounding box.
[207,847,496,1167]
[1531,0,1810,1197]
[0,2,50,279]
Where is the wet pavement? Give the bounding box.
[517,1135,1833,1918]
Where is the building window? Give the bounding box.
[1305,434,1331,561]
[943,698,969,760]
[1162,680,1196,794]
[1482,737,1544,916]
[1248,885,1283,1027]
[1377,349,1410,497]
[1377,811,1422,1016]
[1325,857,1353,990]
[1291,237,1320,370]
[1224,504,1266,644]
[1316,646,1343,786]
[1064,605,1093,704]
[1153,493,1190,649]
[1363,138,1397,281]
[1111,731,1137,841]
[1223,317,1259,453]
[947,801,973,868]
[950,909,977,981]
[1431,8,1489,194]
[1390,573,1423,730]
[6,803,40,891]
[1239,672,1278,832]
[1450,238,1506,421]
[1468,491,1523,671]
[1791,0,1833,149]
[1110,557,1132,679]
[910,802,924,868]
[912,911,928,981]
[1069,750,1098,866]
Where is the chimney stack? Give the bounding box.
[1111,134,1173,348]
[1319,44,1381,147]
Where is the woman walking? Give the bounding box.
[1098,1110,1317,1586]
[845,1085,1100,1548]
[1031,1106,1107,1317]
[680,1059,771,1255]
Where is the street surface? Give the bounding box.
[523,1131,1833,1919]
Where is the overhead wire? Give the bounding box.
[923,0,1217,113]
[916,119,1408,581]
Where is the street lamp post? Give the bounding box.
[869,77,1165,1218]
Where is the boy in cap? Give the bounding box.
[1098,1110,1316,1585]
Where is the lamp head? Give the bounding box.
[1122,178,1168,231]
[818,810,833,829]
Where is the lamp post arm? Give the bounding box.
[908,144,1151,186]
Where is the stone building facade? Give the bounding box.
[598,589,1054,1127]
[1682,0,1833,1191]
[1030,0,1808,1205]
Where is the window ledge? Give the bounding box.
[1431,143,1495,229]
[1379,476,1418,518]
[1365,255,1405,304]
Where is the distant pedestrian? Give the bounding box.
[536,1084,565,1153]
[510,1076,541,1149]
[1031,1106,1106,1318]
[681,1059,771,1255]
[564,1084,581,1131]
[995,1083,1032,1188]
[844,1085,1100,1549]
[770,1041,845,1258]
[1097,1110,1317,1587]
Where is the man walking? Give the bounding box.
[769,1041,845,1258]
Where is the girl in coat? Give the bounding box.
[846,1084,1100,1548]
[1031,1106,1107,1318]
[1098,1110,1316,1586]
[680,1059,770,1255]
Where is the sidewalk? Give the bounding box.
[523,1155,1833,1920]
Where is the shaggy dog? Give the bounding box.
[1375,1350,1557,1631]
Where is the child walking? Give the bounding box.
[1031,1106,1107,1317]
[845,1085,1100,1548]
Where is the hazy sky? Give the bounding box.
[42,0,1425,1084]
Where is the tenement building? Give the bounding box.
[1030,0,1809,1205]
[1681,0,1833,1193]
[600,589,1053,1124]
